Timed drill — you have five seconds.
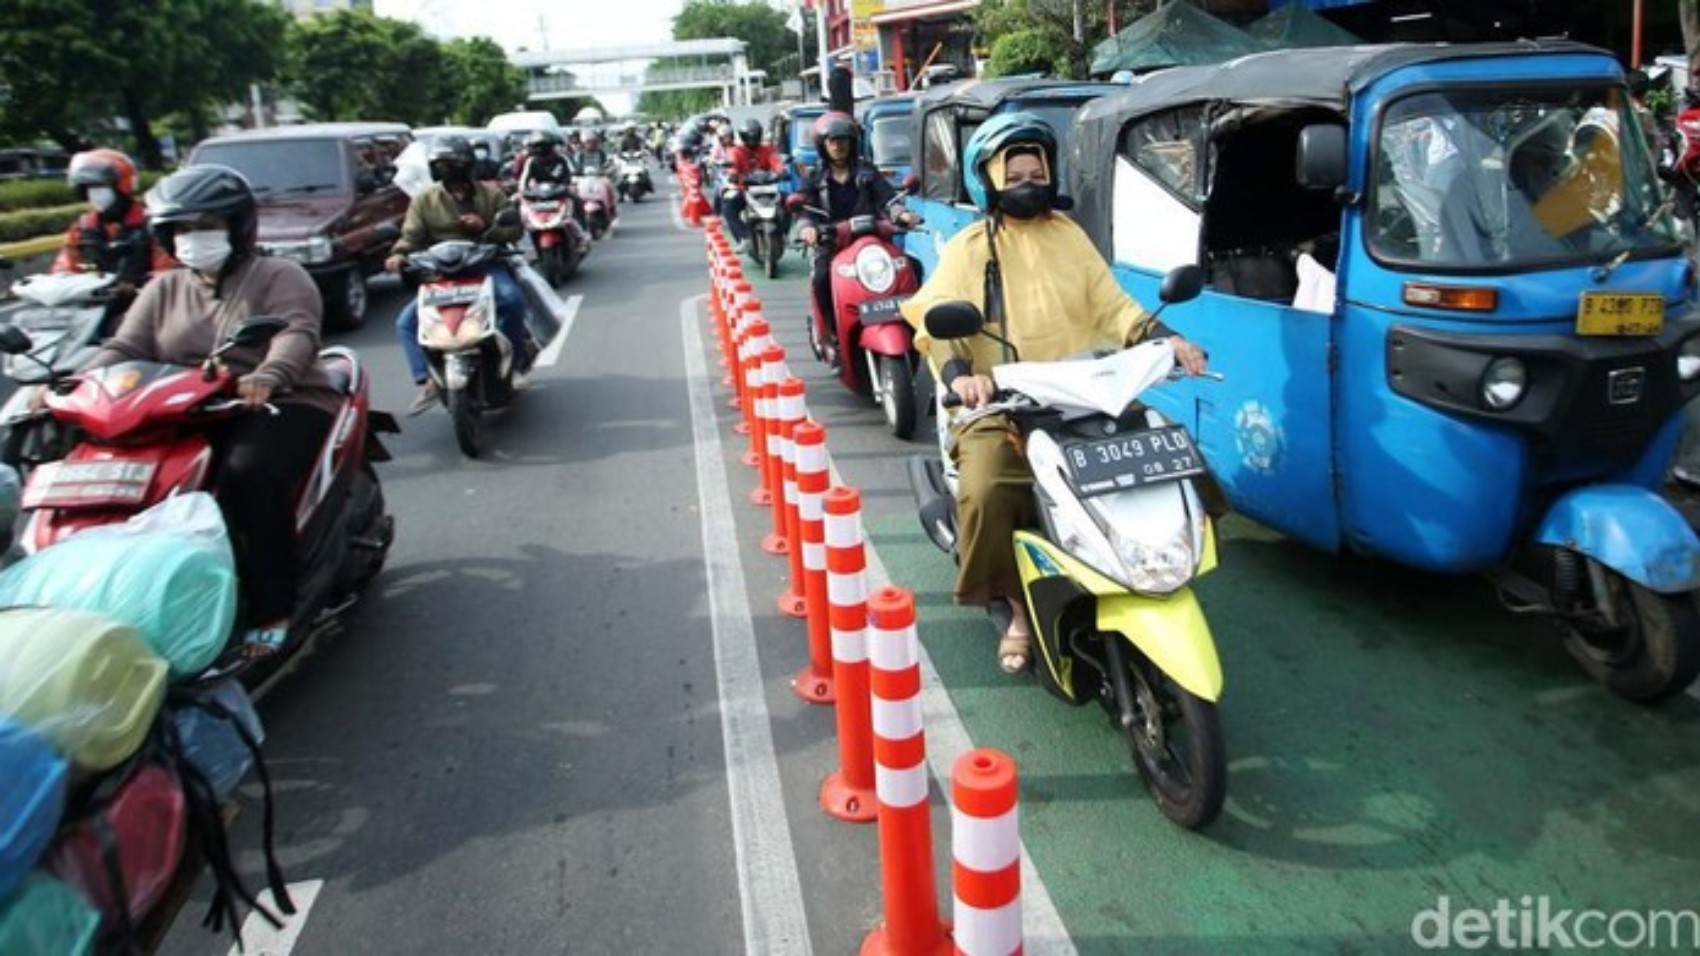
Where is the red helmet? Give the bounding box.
[812,111,859,160]
[66,148,138,198]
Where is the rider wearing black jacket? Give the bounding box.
[796,111,919,349]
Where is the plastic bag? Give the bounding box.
[0,718,67,898]
[393,140,434,200]
[169,679,265,802]
[0,872,99,956]
[46,759,187,936]
[0,607,168,771]
[0,492,237,679]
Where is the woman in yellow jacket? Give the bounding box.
[902,112,1208,675]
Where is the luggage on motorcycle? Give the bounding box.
[44,757,187,938]
[0,607,168,771]
[0,492,237,679]
[0,717,67,898]
[0,872,100,956]
[168,678,264,802]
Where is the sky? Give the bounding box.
[373,0,694,114]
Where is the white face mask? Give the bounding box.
[174,230,232,273]
[88,187,117,212]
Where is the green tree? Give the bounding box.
[441,37,527,126]
[985,27,1072,78]
[284,10,446,125]
[976,0,1158,78]
[673,0,793,76]
[0,0,287,164]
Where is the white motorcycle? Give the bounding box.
[906,265,1229,829]
[0,270,124,471]
[739,171,788,280]
[615,151,652,202]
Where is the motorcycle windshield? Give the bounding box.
[1368,84,1681,271]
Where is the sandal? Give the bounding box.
[998,632,1032,674]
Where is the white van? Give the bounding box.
[487,110,563,138]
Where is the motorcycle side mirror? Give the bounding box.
[924,300,985,340]
[492,208,521,229]
[0,325,34,355]
[900,173,920,196]
[225,316,288,349]
[785,193,807,212]
[1158,265,1205,306]
[372,222,401,244]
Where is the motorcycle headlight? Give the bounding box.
[1085,496,1200,595]
[1479,356,1527,411]
[854,245,897,294]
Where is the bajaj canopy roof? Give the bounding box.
[1067,40,1618,258]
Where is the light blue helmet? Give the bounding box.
[962,110,1060,215]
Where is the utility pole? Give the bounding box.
[816,0,831,101]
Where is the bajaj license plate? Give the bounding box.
[1576,292,1664,336]
[858,297,907,322]
[1065,426,1205,497]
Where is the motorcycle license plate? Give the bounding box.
[422,283,482,308]
[1576,292,1663,336]
[1064,426,1205,498]
[22,459,156,509]
[858,297,908,322]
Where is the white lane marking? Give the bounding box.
[228,879,322,956]
[535,294,581,369]
[829,459,1079,956]
[683,296,814,954]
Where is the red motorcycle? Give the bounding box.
[790,201,925,439]
[518,180,589,286]
[2,317,397,673]
[1663,101,1700,240]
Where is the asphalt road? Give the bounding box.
[151,178,1700,956]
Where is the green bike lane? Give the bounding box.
[740,246,1700,954]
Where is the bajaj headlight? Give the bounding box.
[854,245,897,294]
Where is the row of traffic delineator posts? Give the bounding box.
[695,212,1024,956]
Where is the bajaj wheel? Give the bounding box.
[449,387,483,459]
[877,354,918,439]
[1559,569,1700,701]
[1103,636,1226,829]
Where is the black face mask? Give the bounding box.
[998,183,1050,220]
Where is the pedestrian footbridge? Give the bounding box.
[515,38,756,103]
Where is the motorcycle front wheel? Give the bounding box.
[1559,567,1700,701]
[763,228,781,279]
[449,387,483,459]
[1102,636,1226,829]
[877,354,917,440]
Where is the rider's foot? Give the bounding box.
[998,599,1033,675]
[406,380,440,417]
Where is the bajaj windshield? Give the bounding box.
[1369,86,1678,271]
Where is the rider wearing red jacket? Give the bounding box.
[722,120,785,251]
[51,149,177,335]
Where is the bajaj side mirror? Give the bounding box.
[1158,265,1205,306]
[1296,124,1347,191]
[924,301,985,340]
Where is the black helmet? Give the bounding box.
[680,128,704,152]
[427,134,475,183]
[813,111,859,161]
[525,129,563,156]
[146,164,258,257]
[739,119,764,148]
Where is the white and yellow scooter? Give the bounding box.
[906,265,1227,829]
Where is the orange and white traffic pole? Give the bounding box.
[759,344,789,551]
[950,749,1021,956]
[821,485,877,821]
[791,421,835,702]
[777,379,810,618]
[863,586,952,955]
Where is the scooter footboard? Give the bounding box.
[1096,590,1223,703]
[1534,484,1700,593]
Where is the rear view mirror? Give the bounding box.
[355,171,380,194]
[227,316,287,347]
[924,301,984,340]
[372,223,401,244]
[785,193,807,212]
[1159,265,1205,305]
[493,208,521,229]
[0,325,33,355]
[1296,125,1347,191]
[900,173,920,195]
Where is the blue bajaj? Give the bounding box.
[908,77,1119,279]
[1069,42,1700,700]
[861,92,921,187]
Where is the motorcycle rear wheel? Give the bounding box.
[1559,569,1700,701]
[1102,636,1226,829]
[450,387,483,459]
